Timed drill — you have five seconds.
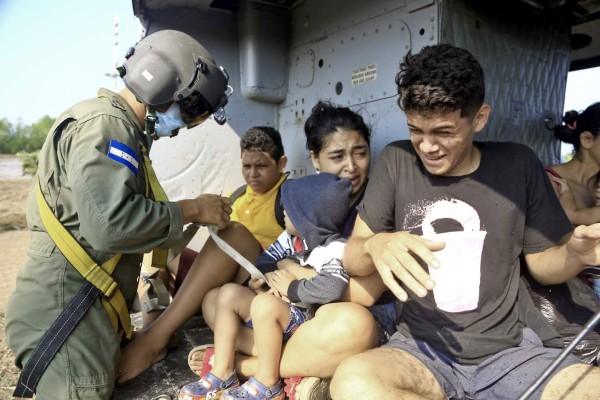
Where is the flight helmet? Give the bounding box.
[119,29,230,137]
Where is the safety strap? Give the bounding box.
[140,144,169,271]
[13,184,131,398]
[205,225,312,308]
[13,281,103,398]
[35,183,131,337]
[205,224,268,283]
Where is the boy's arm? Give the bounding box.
[281,241,349,304]
[255,231,293,274]
[526,223,600,285]
[552,176,577,212]
[286,258,350,305]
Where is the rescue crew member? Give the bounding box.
[5,29,232,400]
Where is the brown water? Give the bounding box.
[0,155,24,178]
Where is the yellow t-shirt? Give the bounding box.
[230,173,286,249]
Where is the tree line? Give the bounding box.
[0,116,55,154]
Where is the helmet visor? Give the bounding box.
[178,91,213,129]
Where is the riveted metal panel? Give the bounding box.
[141,7,275,197]
[139,0,574,233]
[279,0,439,174]
[440,0,571,165]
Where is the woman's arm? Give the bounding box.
[547,173,600,226]
[277,258,317,280]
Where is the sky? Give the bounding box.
[0,0,144,125]
[563,67,600,113]
[0,0,599,126]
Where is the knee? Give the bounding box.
[216,283,243,307]
[542,363,600,399]
[330,353,375,399]
[217,221,261,259]
[219,222,253,245]
[250,292,280,320]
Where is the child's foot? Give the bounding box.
[187,344,215,376]
[178,371,240,400]
[222,378,285,400]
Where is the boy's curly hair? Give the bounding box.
[240,126,285,161]
[395,44,485,119]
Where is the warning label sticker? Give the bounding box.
[351,64,377,85]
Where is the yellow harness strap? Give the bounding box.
[36,183,133,338]
[140,144,169,271]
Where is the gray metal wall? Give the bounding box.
[280,0,440,175]
[441,0,571,166]
[139,0,573,211]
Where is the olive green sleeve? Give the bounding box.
[61,114,183,253]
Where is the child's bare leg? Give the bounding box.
[201,287,220,331]
[211,283,255,379]
[237,302,378,378]
[195,288,258,363]
[116,222,261,383]
[249,293,291,387]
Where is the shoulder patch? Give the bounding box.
[107,139,140,175]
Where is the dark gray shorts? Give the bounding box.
[384,328,581,400]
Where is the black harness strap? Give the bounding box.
[13,282,101,398]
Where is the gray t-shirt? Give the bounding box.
[359,140,572,364]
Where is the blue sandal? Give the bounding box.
[222,377,285,400]
[178,370,240,400]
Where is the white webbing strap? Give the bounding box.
[205,224,268,283]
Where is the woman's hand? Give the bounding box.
[276,258,299,272]
[549,176,571,195]
[269,269,297,297]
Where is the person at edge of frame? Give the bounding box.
[5,29,232,400]
[332,43,600,399]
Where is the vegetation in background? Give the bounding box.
[16,151,40,176]
[0,116,54,154]
[1,116,53,176]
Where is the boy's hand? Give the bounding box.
[567,223,600,267]
[248,277,267,293]
[365,231,443,301]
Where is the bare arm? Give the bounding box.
[343,215,445,301]
[526,223,600,285]
[343,215,380,277]
[547,173,600,226]
[564,205,600,226]
[277,258,317,280]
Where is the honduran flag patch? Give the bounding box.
[107,139,140,175]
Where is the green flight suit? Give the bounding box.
[6,89,184,399]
